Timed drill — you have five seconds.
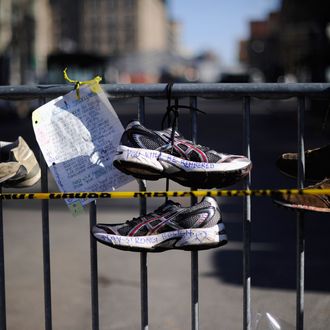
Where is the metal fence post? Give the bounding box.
[40,151,52,330]
[138,96,148,330]
[296,96,305,330]
[190,96,199,330]
[243,96,251,330]
[89,201,99,330]
[0,185,6,330]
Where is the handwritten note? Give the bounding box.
[32,83,133,215]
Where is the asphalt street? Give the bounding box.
[1,97,330,329]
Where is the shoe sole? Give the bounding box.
[273,199,330,213]
[113,146,251,188]
[92,223,227,252]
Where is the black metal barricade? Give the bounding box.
[1,83,330,330]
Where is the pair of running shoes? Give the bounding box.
[92,120,252,252]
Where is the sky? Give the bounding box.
[169,0,280,66]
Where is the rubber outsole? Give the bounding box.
[273,199,330,213]
[93,234,228,253]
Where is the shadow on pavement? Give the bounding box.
[204,197,330,292]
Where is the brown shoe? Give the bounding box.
[273,179,330,213]
[276,144,330,182]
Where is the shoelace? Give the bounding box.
[161,83,206,197]
[161,83,206,140]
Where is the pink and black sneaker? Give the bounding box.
[113,120,251,188]
[92,196,227,252]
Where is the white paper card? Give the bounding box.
[32,83,132,215]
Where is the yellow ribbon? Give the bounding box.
[63,67,102,99]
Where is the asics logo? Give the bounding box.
[128,210,176,236]
[164,140,208,162]
[128,209,211,236]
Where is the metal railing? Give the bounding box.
[1,83,330,330]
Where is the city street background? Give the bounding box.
[1,97,330,329]
[1,0,330,328]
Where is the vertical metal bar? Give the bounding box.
[37,97,52,330]
[89,0,100,320]
[140,252,148,330]
[190,96,199,330]
[0,185,6,330]
[243,96,251,330]
[190,97,198,146]
[296,97,305,330]
[191,252,199,330]
[89,201,99,330]
[138,96,148,330]
[40,151,52,330]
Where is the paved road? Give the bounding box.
[1,97,330,329]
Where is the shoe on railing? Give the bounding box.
[273,178,330,213]
[0,136,41,188]
[276,144,330,182]
[113,120,252,188]
[92,196,228,252]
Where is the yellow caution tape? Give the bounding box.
[0,189,329,200]
[63,68,102,99]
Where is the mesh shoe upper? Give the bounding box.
[114,120,252,188]
[120,120,246,165]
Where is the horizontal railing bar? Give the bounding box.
[0,83,330,100]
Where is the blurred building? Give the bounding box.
[279,0,330,82]
[239,11,283,82]
[0,0,53,84]
[51,0,171,55]
[0,0,180,84]
[0,0,12,84]
[240,0,330,82]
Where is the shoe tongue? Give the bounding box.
[159,199,181,211]
[202,196,218,207]
[157,128,181,140]
[126,120,141,129]
[163,128,180,135]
